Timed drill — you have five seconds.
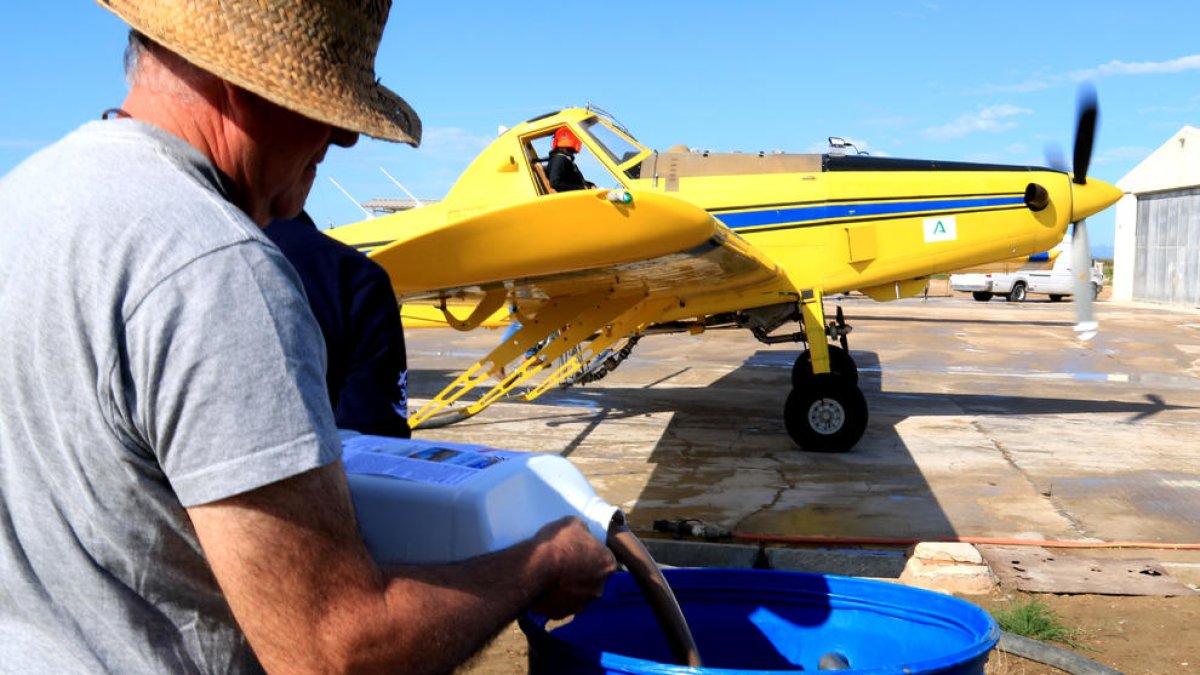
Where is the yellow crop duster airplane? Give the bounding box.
[328,91,1121,453]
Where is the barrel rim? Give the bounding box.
[521,568,1000,675]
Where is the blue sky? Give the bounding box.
[5,2,1200,254]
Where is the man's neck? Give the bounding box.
[122,83,259,224]
[124,85,222,170]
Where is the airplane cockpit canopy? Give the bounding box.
[578,117,648,178]
[523,112,652,194]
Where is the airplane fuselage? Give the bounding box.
[338,107,1118,316]
[625,152,1074,302]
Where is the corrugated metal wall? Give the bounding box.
[1133,187,1200,307]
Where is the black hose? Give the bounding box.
[998,631,1123,675]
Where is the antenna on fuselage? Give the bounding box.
[327,177,373,220]
[379,168,425,208]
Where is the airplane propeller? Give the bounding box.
[1043,143,1068,174]
[834,305,849,352]
[1070,85,1099,341]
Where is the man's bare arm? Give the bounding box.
[188,461,615,674]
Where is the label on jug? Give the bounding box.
[342,435,524,486]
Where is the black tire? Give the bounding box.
[784,374,868,453]
[791,344,858,387]
[1006,282,1027,303]
[971,291,993,302]
[1048,294,1064,302]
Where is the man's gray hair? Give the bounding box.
[123,30,211,99]
[123,30,149,85]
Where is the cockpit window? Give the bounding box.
[525,130,624,193]
[580,118,646,168]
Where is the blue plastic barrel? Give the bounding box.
[520,568,999,674]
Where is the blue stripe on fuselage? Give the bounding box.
[713,196,1024,230]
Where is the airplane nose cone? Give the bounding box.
[1071,177,1123,221]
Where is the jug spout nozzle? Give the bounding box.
[607,509,627,534]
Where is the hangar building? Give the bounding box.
[1112,126,1200,307]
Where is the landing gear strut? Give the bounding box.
[792,344,858,387]
[783,290,868,453]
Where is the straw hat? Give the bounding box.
[98,0,421,145]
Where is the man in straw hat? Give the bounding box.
[0,1,614,672]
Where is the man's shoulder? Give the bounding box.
[264,218,349,254]
[14,121,250,225]
[93,122,266,247]
[1,120,280,302]
[266,218,387,281]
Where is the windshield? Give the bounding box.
[580,118,646,167]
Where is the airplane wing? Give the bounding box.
[330,189,792,428]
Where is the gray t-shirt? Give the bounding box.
[0,120,342,672]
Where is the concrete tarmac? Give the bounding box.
[403,294,1200,584]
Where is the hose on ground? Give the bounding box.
[410,408,475,430]
[998,631,1123,675]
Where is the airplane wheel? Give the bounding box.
[1049,294,1064,302]
[972,291,993,302]
[791,345,858,387]
[784,374,868,453]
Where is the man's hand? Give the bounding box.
[527,517,616,619]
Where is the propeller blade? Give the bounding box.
[1073,84,1098,185]
[1071,219,1097,340]
[835,306,849,352]
[1044,142,1068,173]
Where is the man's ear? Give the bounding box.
[222,81,258,120]
[220,82,280,137]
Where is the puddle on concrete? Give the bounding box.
[1049,471,1200,528]
[543,395,605,410]
[745,505,947,541]
[888,365,1200,391]
[741,353,1198,390]
[744,351,883,375]
[411,348,489,359]
[743,352,798,368]
[875,392,936,401]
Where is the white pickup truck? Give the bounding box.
[949,258,1104,302]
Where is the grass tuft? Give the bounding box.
[990,598,1085,649]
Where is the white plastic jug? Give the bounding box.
[340,432,619,564]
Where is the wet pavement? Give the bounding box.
[404,294,1200,583]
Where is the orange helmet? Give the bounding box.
[553,127,582,152]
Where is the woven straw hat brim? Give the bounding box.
[99,0,421,146]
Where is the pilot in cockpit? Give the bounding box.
[546,127,597,192]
